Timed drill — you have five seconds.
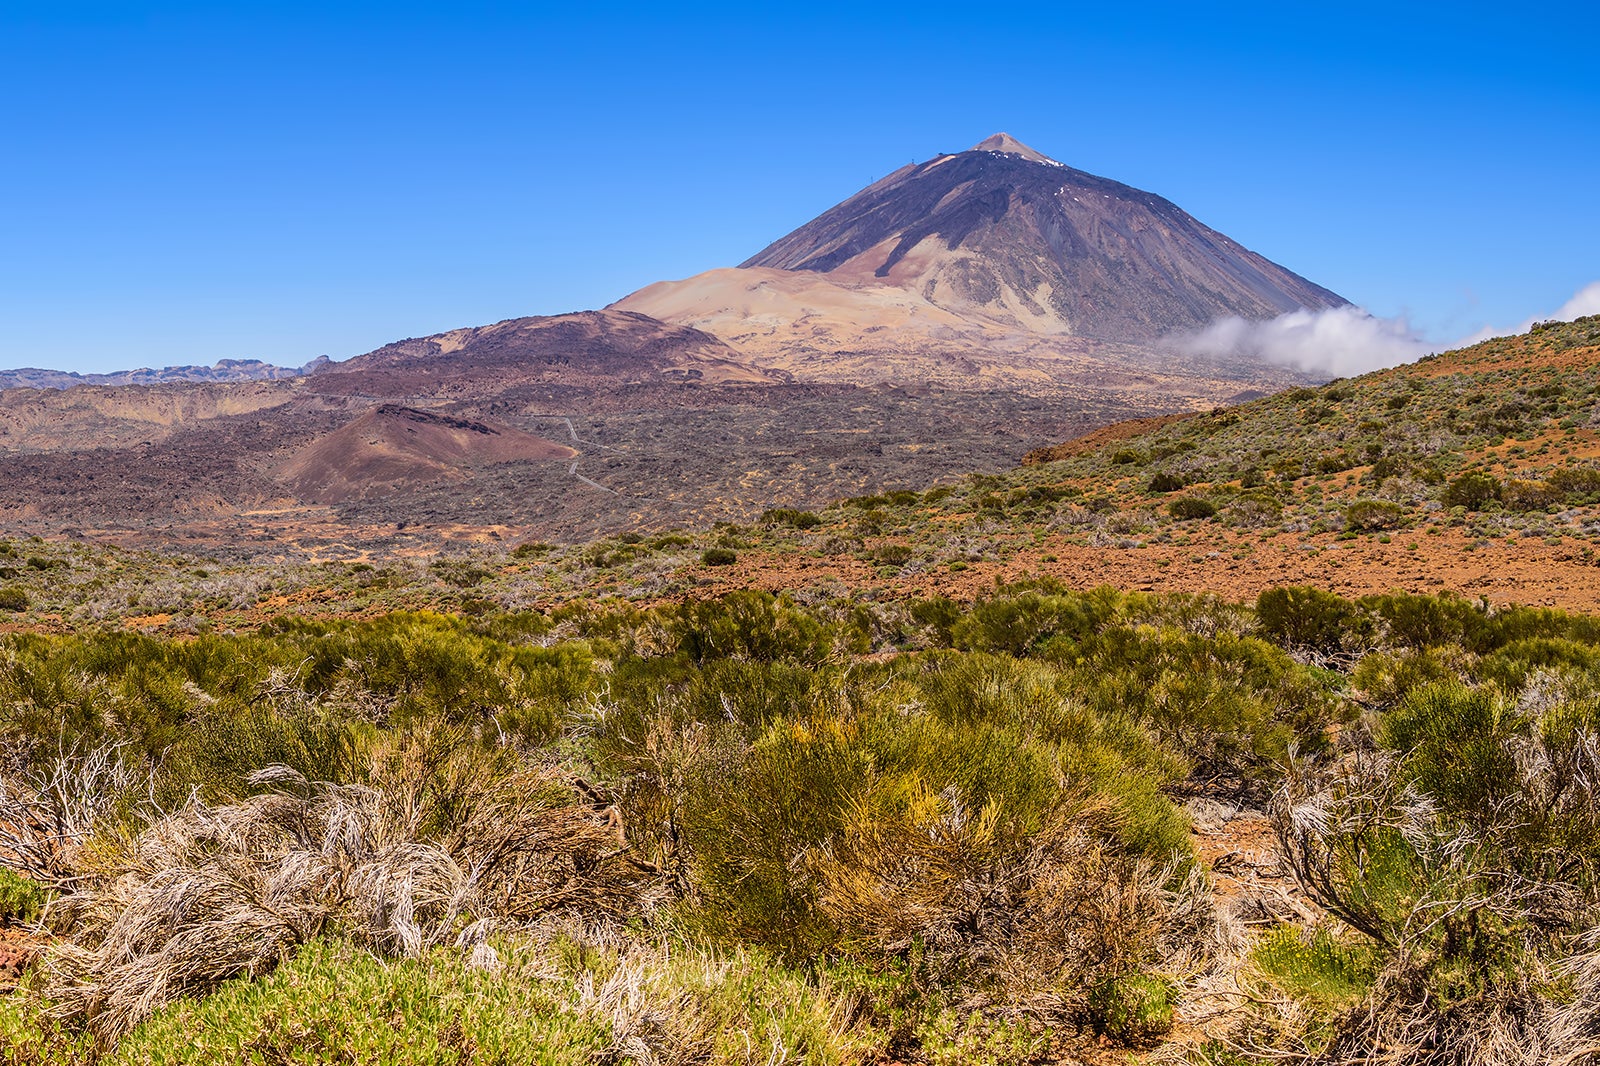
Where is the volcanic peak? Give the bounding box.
[733,136,1348,343]
[969,132,1060,166]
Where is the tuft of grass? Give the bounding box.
[1252,925,1376,1008]
[29,743,655,1043]
[1087,971,1175,1046]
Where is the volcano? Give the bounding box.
[741,132,1346,340]
[617,133,1345,387]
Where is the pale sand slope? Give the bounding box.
[615,265,1302,403]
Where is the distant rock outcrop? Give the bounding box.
[306,309,786,396]
[0,356,328,392]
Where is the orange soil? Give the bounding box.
[0,925,41,992]
[709,526,1600,612]
[1022,412,1198,463]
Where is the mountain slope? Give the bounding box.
[693,314,1600,611]
[618,133,1340,394]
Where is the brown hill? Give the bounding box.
[308,309,785,398]
[279,405,576,504]
[614,265,1307,398]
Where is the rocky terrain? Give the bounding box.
[6,317,1597,625]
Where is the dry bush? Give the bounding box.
[0,741,148,886]
[805,788,1213,1020]
[32,742,661,1043]
[1265,727,1600,1065]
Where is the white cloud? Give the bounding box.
[1468,280,1600,340]
[1549,281,1600,323]
[1172,280,1600,378]
[1171,305,1435,377]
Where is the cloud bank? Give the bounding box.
[1172,305,1435,377]
[1172,281,1600,379]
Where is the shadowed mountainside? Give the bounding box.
[307,309,786,397]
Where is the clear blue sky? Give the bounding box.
[3,1,1595,373]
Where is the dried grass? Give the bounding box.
[24,742,662,1043]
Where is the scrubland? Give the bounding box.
[4,584,1600,1063]
[2,318,1600,1063]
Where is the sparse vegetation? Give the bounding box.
[2,318,1600,1061]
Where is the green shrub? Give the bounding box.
[1548,466,1600,500]
[1087,973,1174,1045]
[678,710,874,956]
[908,596,963,647]
[1256,586,1374,657]
[1479,637,1600,691]
[0,868,44,925]
[1225,495,1282,528]
[666,590,847,667]
[1073,625,1340,777]
[760,508,824,529]
[871,544,913,568]
[701,547,738,566]
[1362,591,1483,651]
[1441,471,1500,510]
[1344,499,1405,531]
[1380,681,1521,814]
[1252,926,1376,1008]
[1350,646,1469,710]
[1317,450,1355,474]
[1502,478,1563,511]
[1147,472,1185,493]
[0,586,26,612]
[951,582,1119,658]
[1167,497,1217,520]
